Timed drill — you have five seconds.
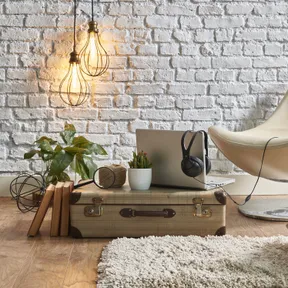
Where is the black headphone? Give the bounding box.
[181,130,211,177]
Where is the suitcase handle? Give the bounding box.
[120,208,176,218]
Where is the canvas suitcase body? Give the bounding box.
[70,184,226,238]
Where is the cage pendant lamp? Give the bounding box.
[79,0,109,77]
[59,0,90,107]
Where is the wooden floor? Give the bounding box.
[0,196,288,288]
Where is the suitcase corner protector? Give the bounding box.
[70,192,81,204]
[215,226,226,236]
[214,191,226,205]
[70,226,83,238]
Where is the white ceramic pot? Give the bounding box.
[128,168,152,191]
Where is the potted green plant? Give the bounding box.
[128,151,152,190]
[24,123,107,185]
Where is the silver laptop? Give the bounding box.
[136,129,234,190]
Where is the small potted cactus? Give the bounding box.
[128,151,152,190]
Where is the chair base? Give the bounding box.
[238,198,288,221]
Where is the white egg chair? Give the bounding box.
[208,92,288,221]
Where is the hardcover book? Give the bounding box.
[27,184,55,237]
[60,181,74,237]
[50,182,64,237]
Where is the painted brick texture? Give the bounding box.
[0,0,287,175]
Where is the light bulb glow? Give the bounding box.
[59,53,90,107]
[89,32,97,65]
[79,21,109,77]
[71,63,80,91]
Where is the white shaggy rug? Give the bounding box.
[97,235,288,288]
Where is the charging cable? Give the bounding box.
[193,137,278,206]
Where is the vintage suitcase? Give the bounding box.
[70,183,226,238]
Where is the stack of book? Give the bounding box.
[27,181,74,237]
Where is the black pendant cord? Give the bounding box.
[73,0,77,52]
[91,0,94,22]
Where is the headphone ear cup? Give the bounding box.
[181,156,204,178]
[205,156,211,175]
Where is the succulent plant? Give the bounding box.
[128,151,152,169]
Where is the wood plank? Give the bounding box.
[0,240,35,288]
[226,196,288,237]
[12,238,74,288]
[63,239,109,288]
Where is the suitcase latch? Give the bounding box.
[84,197,103,217]
[193,198,212,218]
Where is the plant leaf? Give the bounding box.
[39,139,54,154]
[46,175,58,185]
[88,144,107,155]
[45,172,70,185]
[54,145,63,152]
[71,154,90,180]
[72,137,107,156]
[64,147,89,155]
[72,136,92,148]
[35,136,57,145]
[42,153,55,162]
[64,123,76,131]
[83,156,98,178]
[48,150,73,176]
[60,123,76,145]
[58,171,71,182]
[24,149,40,159]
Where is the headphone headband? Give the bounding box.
[181,130,209,158]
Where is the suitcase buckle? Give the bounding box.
[193,198,212,218]
[84,197,103,217]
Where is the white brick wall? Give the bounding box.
[0,0,287,175]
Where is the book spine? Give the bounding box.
[27,184,55,237]
[50,182,64,237]
[60,182,74,236]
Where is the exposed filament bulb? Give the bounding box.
[79,21,109,77]
[59,52,90,107]
[71,63,80,91]
[89,32,97,64]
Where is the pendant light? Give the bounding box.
[59,0,90,107]
[79,0,109,77]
